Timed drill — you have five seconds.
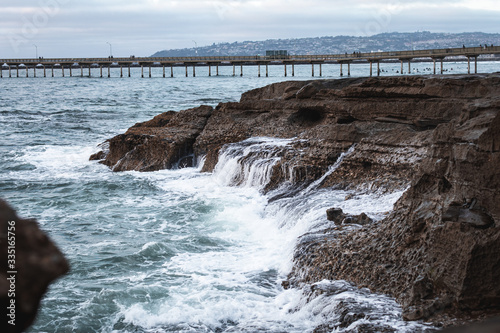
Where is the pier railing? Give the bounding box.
[1,46,499,78]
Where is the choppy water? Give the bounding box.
[1,62,498,332]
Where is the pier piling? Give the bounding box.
[1,46,498,80]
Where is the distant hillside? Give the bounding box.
[151,31,500,57]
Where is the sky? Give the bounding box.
[1,0,499,58]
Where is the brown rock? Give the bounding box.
[287,74,500,324]
[90,105,213,171]
[326,208,373,226]
[0,199,69,333]
[296,83,318,99]
[326,208,345,222]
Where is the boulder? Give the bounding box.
[0,199,69,333]
[326,208,373,226]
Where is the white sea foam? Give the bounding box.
[182,138,433,332]
[20,144,98,174]
[12,136,427,332]
[213,137,296,190]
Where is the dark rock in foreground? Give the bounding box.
[91,74,500,327]
[0,200,69,333]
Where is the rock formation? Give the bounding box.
[1,200,69,333]
[91,74,500,327]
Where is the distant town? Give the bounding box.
[151,31,500,58]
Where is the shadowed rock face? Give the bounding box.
[90,74,500,325]
[0,200,69,333]
[90,106,213,171]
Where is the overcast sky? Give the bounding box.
[1,0,499,58]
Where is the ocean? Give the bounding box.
[1,61,498,332]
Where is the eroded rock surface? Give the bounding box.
[90,105,213,171]
[91,74,500,326]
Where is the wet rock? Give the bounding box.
[326,208,345,222]
[296,83,318,99]
[90,105,213,171]
[440,317,500,333]
[282,85,300,100]
[0,199,69,333]
[410,275,434,301]
[327,208,373,226]
[89,150,106,161]
[442,202,494,229]
[130,110,177,128]
[403,297,452,321]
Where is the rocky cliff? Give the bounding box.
[90,74,500,327]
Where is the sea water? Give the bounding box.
[1,62,498,332]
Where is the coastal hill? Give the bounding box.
[151,31,500,57]
[90,73,500,328]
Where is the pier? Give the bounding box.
[1,46,499,78]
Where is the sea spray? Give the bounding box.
[209,138,434,332]
[213,137,296,190]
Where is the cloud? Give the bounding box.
[0,0,498,58]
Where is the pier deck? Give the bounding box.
[1,46,499,78]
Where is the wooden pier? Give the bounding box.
[1,46,499,78]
